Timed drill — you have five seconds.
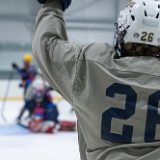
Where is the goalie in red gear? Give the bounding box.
[28,76,59,133]
[27,75,76,133]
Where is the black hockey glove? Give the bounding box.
[19,83,23,88]
[37,0,73,11]
[37,0,47,4]
[12,63,19,69]
[62,0,72,11]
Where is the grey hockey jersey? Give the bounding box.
[32,0,160,159]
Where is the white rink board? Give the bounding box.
[0,79,62,99]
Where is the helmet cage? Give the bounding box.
[113,23,127,57]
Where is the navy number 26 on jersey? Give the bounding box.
[101,83,160,143]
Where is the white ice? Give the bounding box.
[0,100,80,160]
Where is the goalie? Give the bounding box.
[26,75,76,133]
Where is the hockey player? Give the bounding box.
[12,53,37,91]
[32,0,160,159]
[27,75,60,133]
[12,54,37,121]
[26,75,76,133]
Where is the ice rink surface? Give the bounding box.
[0,100,80,160]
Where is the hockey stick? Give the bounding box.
[17,122,28,129]
[1,71,14,122]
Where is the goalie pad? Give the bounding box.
[28,117,55,133]
[28,117,43,132]
[28,118,76,133]
[59,121,76,131]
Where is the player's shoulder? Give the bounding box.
[84,42,112,54]
[80,42,115,65]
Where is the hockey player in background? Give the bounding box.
[26,75,76,133]
[12,53,37,121]
[32,0,160,159]
[27,75,60,133]
[12,53,37,91]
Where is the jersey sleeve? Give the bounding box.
[32,0,83,104]
[32,0,111,105]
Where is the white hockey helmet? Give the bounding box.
[32,75,45,90]
[114,0,160,55]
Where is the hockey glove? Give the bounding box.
[19,83,23,88]
[37,0,73,11]
[12,63,18,69]
[62,0,73,11]
[37,0,47,4]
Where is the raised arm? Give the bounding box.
[32,0,82,103]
